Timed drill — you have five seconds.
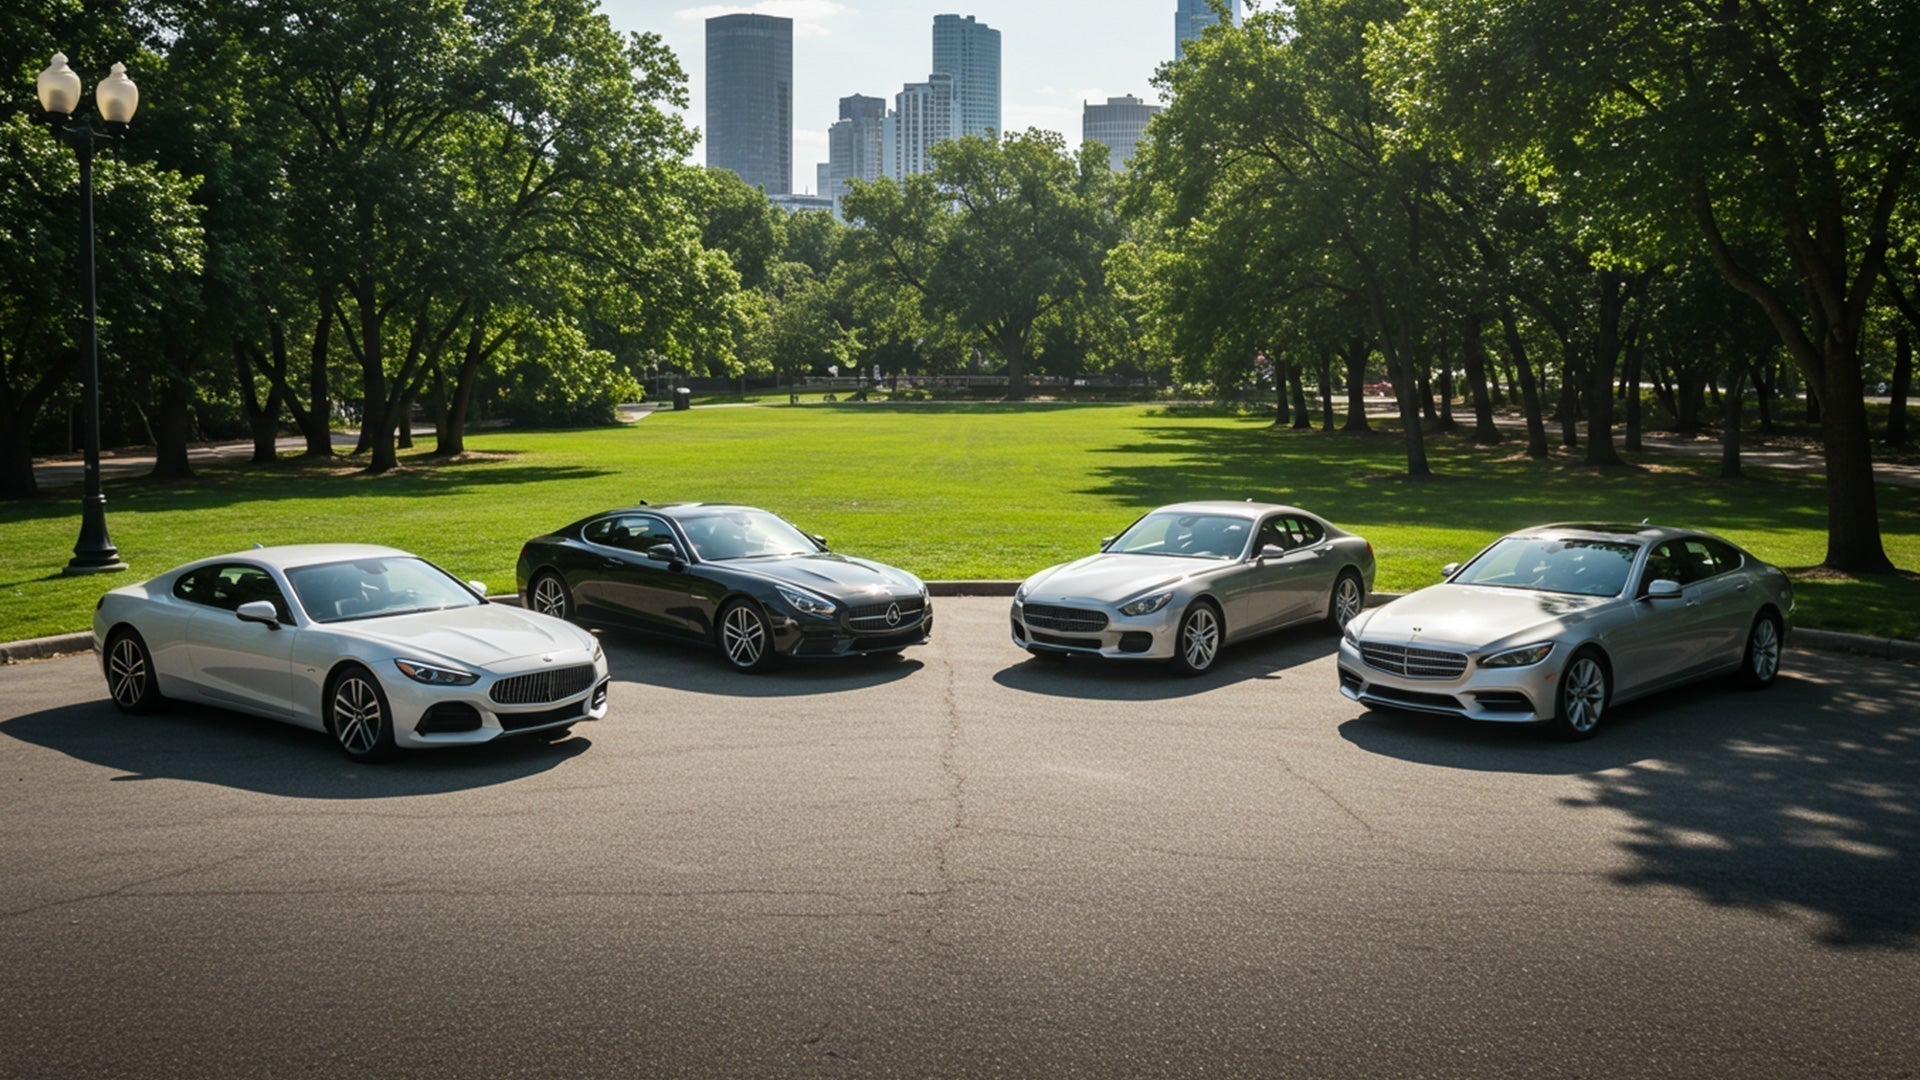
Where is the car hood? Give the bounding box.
[1022,553,1217,605]
[345,603,594,665]
[731,552,923,598]
[1353,584,1612,649]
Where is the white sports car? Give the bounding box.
[92,544,609,761]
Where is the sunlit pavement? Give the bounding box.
[2,598,1916,1078]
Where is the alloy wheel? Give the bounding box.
[1332,575,1363,628]
[531,575,570,619]
[1181,605,1219,672]
[1747,616,1781,685]
[722,604,767,669]
[1562,656,1607,733]
[107,635,149,709]
[332,675,384,757]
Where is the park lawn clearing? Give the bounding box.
[2,402,1916,643]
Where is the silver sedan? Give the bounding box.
[1337,523,1793,738]
[92,544,610,761]
[1011,501,1376,675]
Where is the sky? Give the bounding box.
[597,1,1236,193]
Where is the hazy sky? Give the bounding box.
[597,1,1223,193]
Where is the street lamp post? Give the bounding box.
[37,52,137,575]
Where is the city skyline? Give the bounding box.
[600,1,1234,193]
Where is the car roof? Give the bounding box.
[1147,500,1311,520]
[602,503,765,519]
[1512,522,1697,544]
[190,543,414,571]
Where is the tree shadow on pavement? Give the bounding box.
[1341,658,1920,949]
[0,701,590,798]
[602,636,925,698]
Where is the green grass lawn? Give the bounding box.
[3,402,1916,642]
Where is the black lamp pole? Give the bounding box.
[40,53,134,576]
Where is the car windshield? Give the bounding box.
[679,509,817,561]
[1108,512,1250,560]
[286,556,482,623]
[1452,537,1640,597]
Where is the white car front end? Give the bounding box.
[1008,555,1200,661]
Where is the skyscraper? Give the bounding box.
[706,13,792,194]
[1083,95,1163,173]
[890,73,962,180]
[1175,0,1241,59]
[931,14,1001,139]
[824,94,889,215]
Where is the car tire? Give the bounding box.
[327,664,398,763]
[1171,600,1222,677]
[527,572,574,621]
[718,599,779,673]
[1549,648,1610,741]
[1325,571,1365,630]
[104,628,164,714]
[1736,611,1783,689]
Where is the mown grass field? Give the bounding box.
[3,402,1916,643]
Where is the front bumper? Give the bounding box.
[767,602,934,659]
[1336,637,1556,723]
[1008,598,1180,661]
[389,653,612,749]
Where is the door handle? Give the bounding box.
[600,559,624,569]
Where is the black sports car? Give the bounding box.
[515,503,932,672]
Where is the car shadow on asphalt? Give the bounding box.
[990,628,1338,700]
[601,635,925,697]
[1341,661,1920,949]
[0,701,591,798]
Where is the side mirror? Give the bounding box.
[1646,579,1683,600]
[1258,544,1287,561]
[1100,536,1115,551]
[646,542,679,564]
[810,533,828,550]
[1440,562,1459,580]
[466,580,489,599]
[236,600,282,629]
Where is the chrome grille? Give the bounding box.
[1360,642,1468,680]
[846,597,927,631]
[1022,603,1110,633]
[490,664,597,705]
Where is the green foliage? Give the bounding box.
[487,319,639,427]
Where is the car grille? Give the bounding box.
[491,664,597,705]
[1359,642,1469,680]
[846,597,927,633]
[1022,603,1110,633]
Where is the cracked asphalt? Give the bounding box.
[3,598,1917,1078]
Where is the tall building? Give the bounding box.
[1175,0,1241,59]
[824,94,889,214]
[890,73,961,180]
[931,14,1001,139]
[706,14,792,194]
[1083,95,1163,173]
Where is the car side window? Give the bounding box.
[614,516,680,555]
[1699,538,1744,576]
[1257,517,1291,551]
[1289,516,1325,546]
[189,564,292,622]
[582,518,617,545]
[1642,541,1696,593]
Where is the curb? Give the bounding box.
[5,587,1914,665]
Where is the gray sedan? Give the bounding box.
[1337,522,1793,739]
[1011,501,1377,675]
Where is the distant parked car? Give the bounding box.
[1338,523,1793,739]
[1010,501,1376,675]
[92,544,608,761]
[516,503,931,672]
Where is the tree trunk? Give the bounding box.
[1289,364,1311,430]
[1584,270,1626,466]
[1623,329,1644,453]
[1462,316,1499,444]
[1271,352,1290,426]
[1342,337,1370,432]
[1750,361,1777,435]
[1497,304,1548,459]
[1720,367,1746,479]
[237,341,283,465]
[149,375,196,482]
[1319,351,1336,431]
[0,354,73,500]
[1559,340,1581,449]
[352,279,397,474]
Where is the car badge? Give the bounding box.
[885,603,902,627]
[542,654,555,663]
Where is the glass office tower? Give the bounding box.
[931,14,1001,139]
[706,13,792,194]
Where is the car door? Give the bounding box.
[1688,538,1758,669]
[1610,541,1717,697]
[182,563,298,718]
[1235,515,1333,634]
[574,515,701,639]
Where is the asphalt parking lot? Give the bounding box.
[3,597,1917,1078]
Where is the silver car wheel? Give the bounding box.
[1180,604,1220,673]
[530,574,571,619]
[331,675,385,757]
[1562,656,1607,733]
[1749,617,1780,682]
[1331,574,1364,628]
[108,635,149,708]
[722,603,768,669]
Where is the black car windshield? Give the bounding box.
[1108,512,1250,560]
[1452,537,1640,597]
[286,556,482,623]
[679,509,818,561]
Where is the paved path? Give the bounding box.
[3,599,1915,1078]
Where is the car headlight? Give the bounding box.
[1119,590,1175,617]
[1480,642,1554,669]
[393,659,480,686]
[1014,580,1030,602]
[591,638,603,663]
[775,584,837,617]
[1343,621,1360,645]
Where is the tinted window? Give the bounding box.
[1454,537,1639,597]
[588,515,680,554]
[286,556,482,623]
[1110,512,1250,560]
[175,564,291,621]
[679,509,818,561]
